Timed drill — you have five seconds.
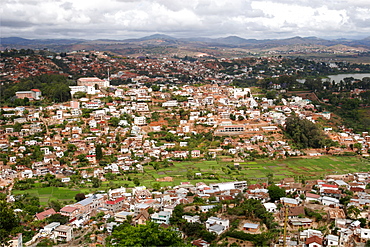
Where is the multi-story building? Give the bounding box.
[54,225,73,242]
[15,89,41,100]
[151,211,171,225]
[105,197,125,213]
[77,77,109,88]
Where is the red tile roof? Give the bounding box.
[306,193,320,199]
[106,197,125,205]
[321,184,338,188]
[60,206,78,213]
[305,236,323,245]
[35,208,56,220]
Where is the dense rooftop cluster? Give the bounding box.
[1,49,370,246]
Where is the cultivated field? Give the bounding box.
[12,156,370,205]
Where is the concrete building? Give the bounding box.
[105,197,125,213]
[77,77,109,88]
[54,225,73,242]
[151,211,171,225]
[44,222,61,234]
[15,89,41,100]
[134,116,146,126]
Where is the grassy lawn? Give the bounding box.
[12,156,369,205]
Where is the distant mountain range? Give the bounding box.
[1,34,370,53]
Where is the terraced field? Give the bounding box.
[12,156,370,205]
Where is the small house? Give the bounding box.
[243,223,259,232]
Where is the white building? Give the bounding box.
[320,196,339,206]
[326,234,339,246]
[206,216,229,235]
[233,88,251,99]
[162,100,178,107]
[134,116,146,126]
[69,85,96,97]
[54,225,73,242]
[209,181,247,191]
[43,222,60,234]
[263,203,278,213]
[182,215,200,223]
[151,211,171,225]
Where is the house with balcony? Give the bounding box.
[151,211,171,225]
[54,225,73,242]
[59,206,79,219]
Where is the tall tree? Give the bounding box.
[108,222,185,246]
[0,200,19,244]
[284,114,328,149]
[268,185,286,202]
[95,144,103,160]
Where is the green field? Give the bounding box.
[12,186,92,205]
[145,156,370,185]
[12,156,370,205]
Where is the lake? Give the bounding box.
[326,73,370,83]
[297,73,370,84]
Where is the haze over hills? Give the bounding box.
[1,34,370,57]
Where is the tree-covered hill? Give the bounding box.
[0,74,74,105]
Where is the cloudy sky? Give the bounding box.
[1,0,370,40]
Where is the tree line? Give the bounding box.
[0,74,74,105]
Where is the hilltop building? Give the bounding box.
[15,89,41,100]
[77,77,109,88]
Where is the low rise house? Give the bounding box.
[358,228,370,240]
[192,239,210,247]
[114,211,134,223]
[35,208,57,221]
[200,205,217,212]
[7,233,22,247]
[280,197,299,207]
[320,196,340,207]
[305,236,323,247]
[289,218,312,228]
[286,206,305,219]
[326,234,339,246]
[134,211,150,225]
[243,223,259,232]
[205,216,229,235]
[305,193,320,202]
[182,215,200,223]
[263,202,277,212]
[44,222,61,234]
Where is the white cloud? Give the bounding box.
[1,0,369,39]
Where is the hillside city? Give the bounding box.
[1,49,370,247]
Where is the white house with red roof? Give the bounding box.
[305,193,321,202]
[319,184,339,192]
